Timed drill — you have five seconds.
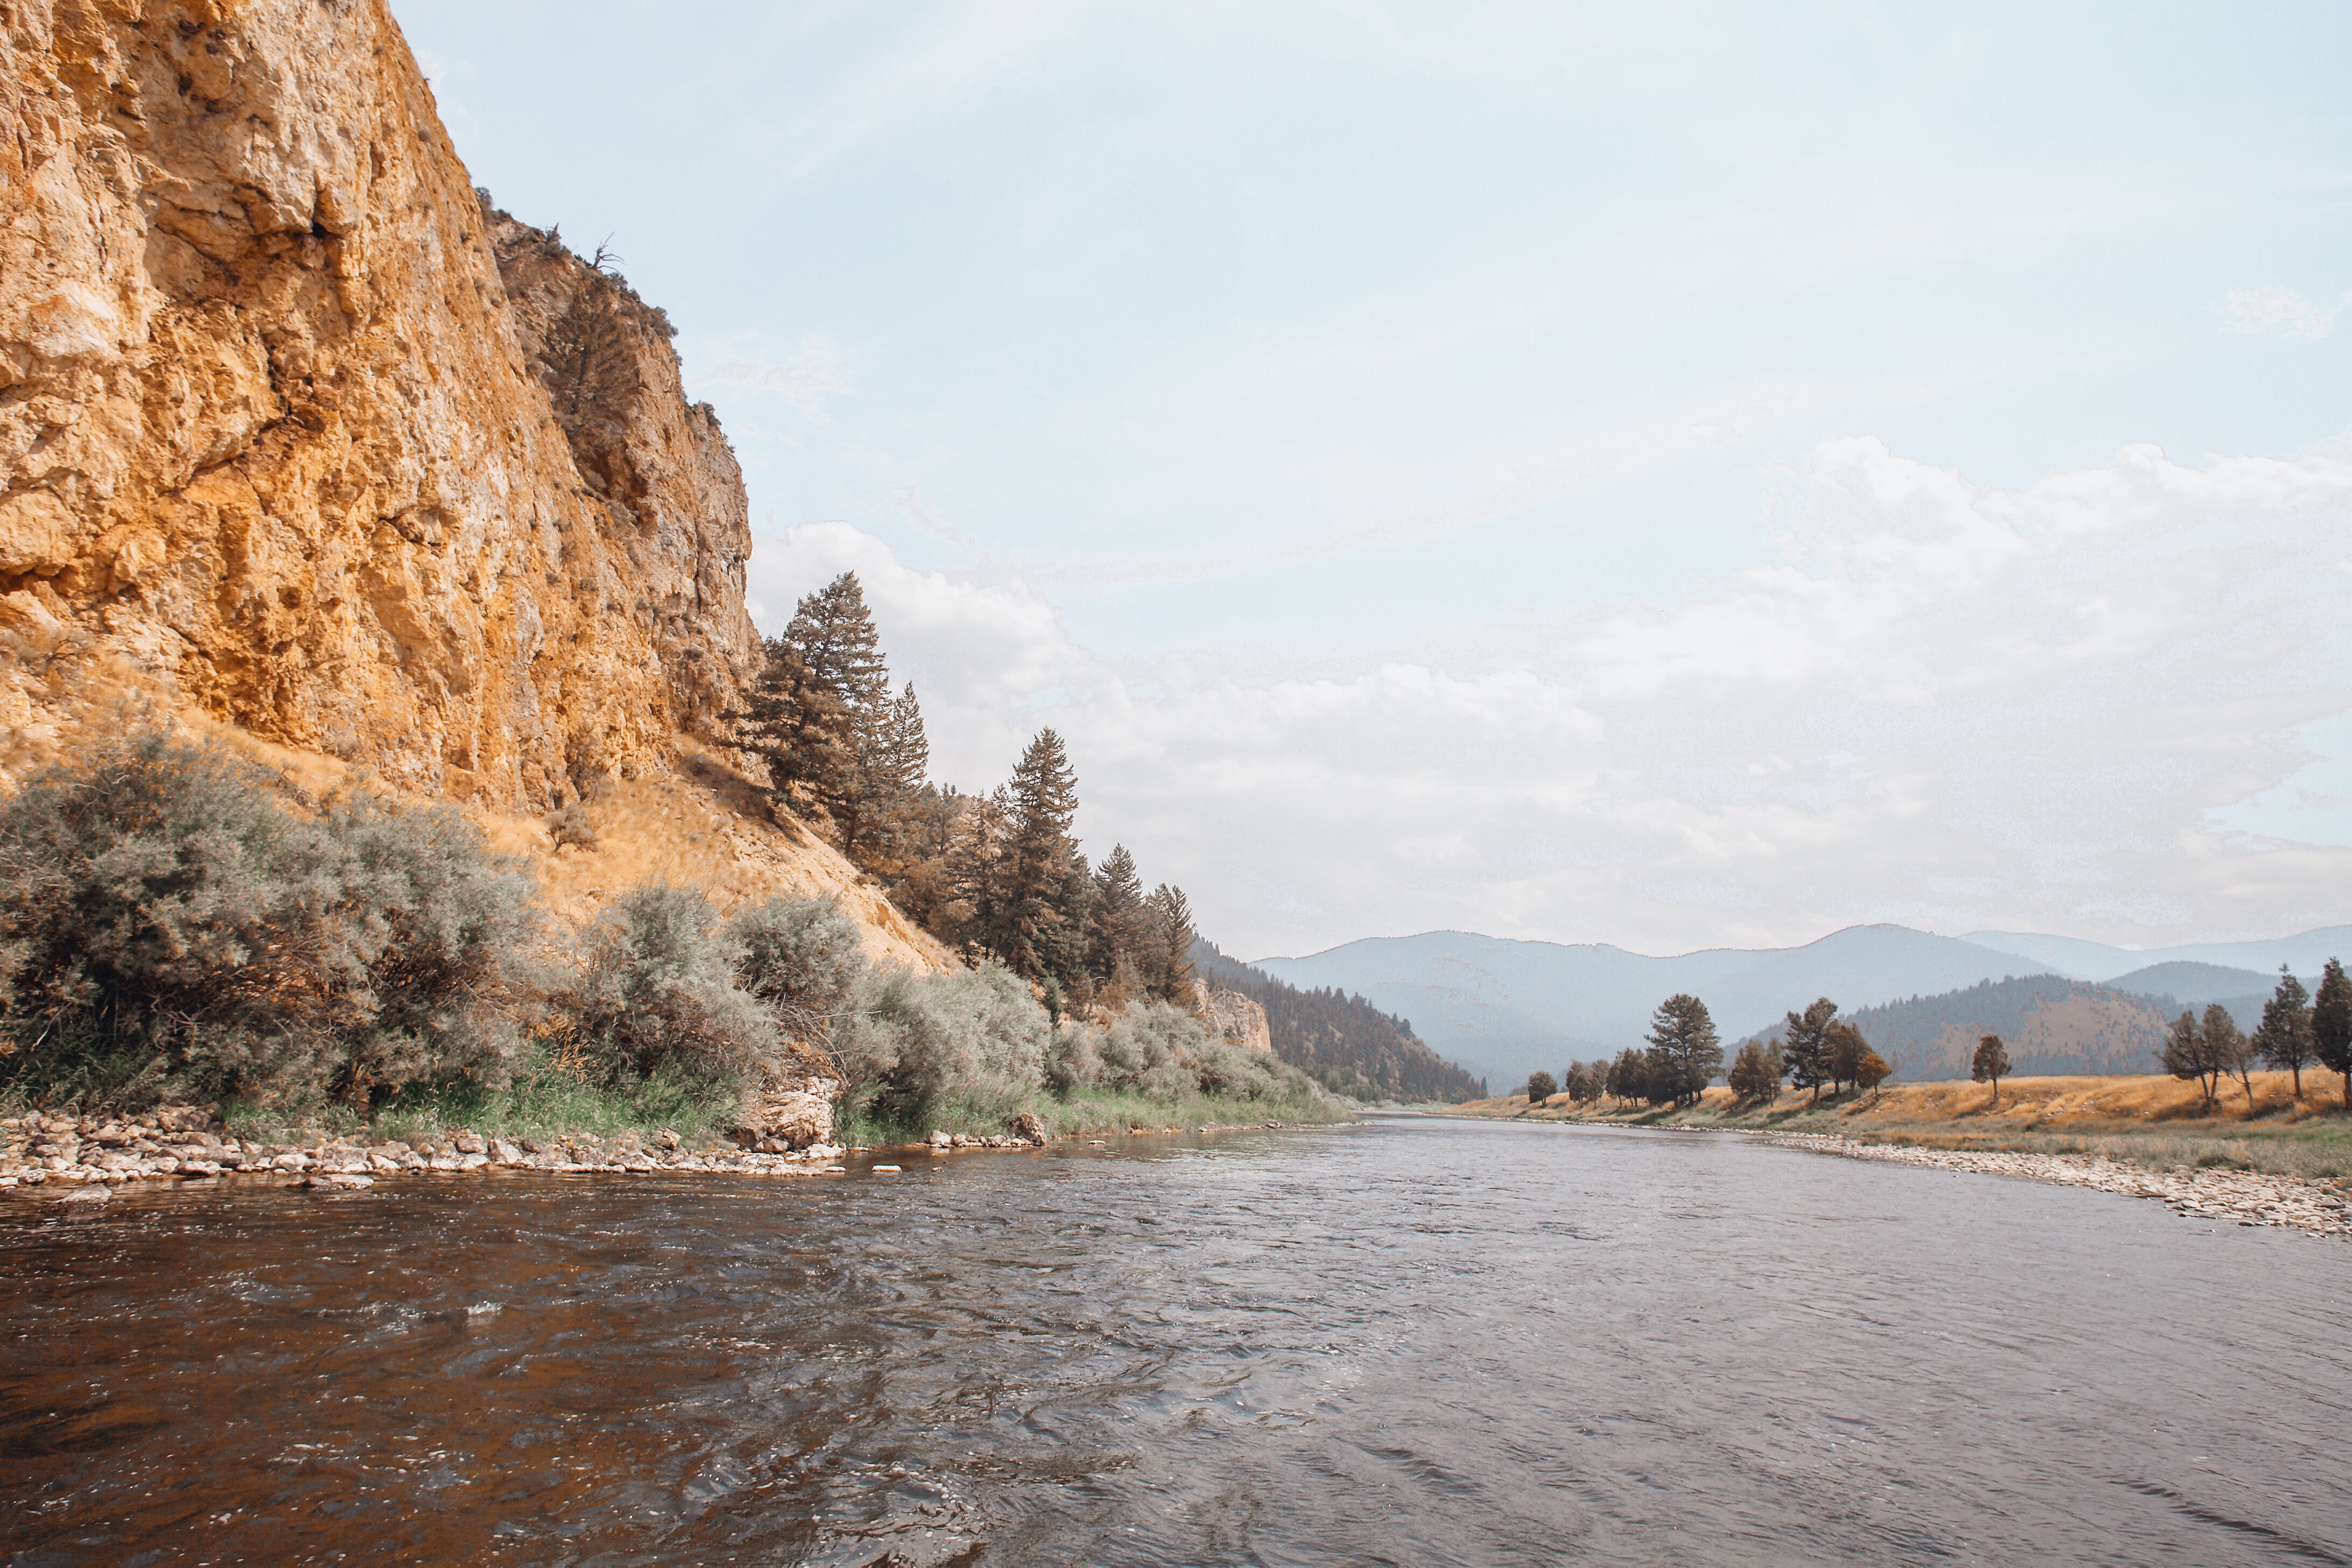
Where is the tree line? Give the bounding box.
[2162,962,2352,1110]
[732,572,1198,1020]
[1526,993,1892,1109]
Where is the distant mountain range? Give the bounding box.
[1252,923,2350,1089]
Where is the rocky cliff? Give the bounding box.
[0,0,759,808]
[1197,987,1274,1053]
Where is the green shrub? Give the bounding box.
[726,895,865,1043]
[0,730,537,1110]
[551,884,778,1087]
[840,961,1050,1133]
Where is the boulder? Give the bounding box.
[734,1077,840,1150]
[1009,1112,1048,1146]
[928,1130,953,1150]
[489,1138,529,1167]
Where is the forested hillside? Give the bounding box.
[1192,941,1483,1102]
[736,573,1199,1016]
[1745,975,2174,1080]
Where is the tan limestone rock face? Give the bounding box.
[736,1078,841,1151]
[1197,987,1274,1052]
[0,0,756,805]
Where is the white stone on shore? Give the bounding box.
[1766,1132,2352,1240]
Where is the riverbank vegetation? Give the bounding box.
[0,730,1340,1146]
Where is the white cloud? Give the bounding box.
[2224,285,2343,339]
[747,432,2352,958]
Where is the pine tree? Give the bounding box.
[1727,1040,1782,1104]
[1852,1047,1892,1095]
[2312,957,2352,1107]
[2162,1009,2218,1109]
[1144,883,1196,1005]
[2253,965,2314,1099]
[947,787,1012,962]
[854,682,932,883]
[1607,1046,1650,1106]
[991,729,1084,985]
[1086,844,1148,983]
[2205,1001,2258,1111]
[732,573,894,860]
[1644,993,1721,1107]
[1824,1020,1868,1097]
[1971,1032,2011,1106]
[1781,997,1838,1103]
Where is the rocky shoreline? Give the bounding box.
[0,1107,1318,1206]
[1764,1132,2352,1239]
[0,1107,865,1202]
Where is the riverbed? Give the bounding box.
[4,1116,2347,1565]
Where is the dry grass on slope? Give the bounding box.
[473,736,954,973]
[23,710,955,974]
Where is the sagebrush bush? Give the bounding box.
[842,961,1051,1131]
[0,731,537,1109]
[0,731,1340,1139]
[726,895,866,1041]
[552,884,778,1088]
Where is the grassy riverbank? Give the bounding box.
[1450,1071,2352,1181]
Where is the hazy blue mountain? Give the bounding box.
[1255,923,2352,1088]
[2103,961,2279,1009]
[1961,928,2352,983]
[1252,924,2064,1090]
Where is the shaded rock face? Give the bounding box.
[0,0,759,805]
[1198,987,1273,1052]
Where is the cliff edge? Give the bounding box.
[1,0,756,807]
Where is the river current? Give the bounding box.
[3,1116,2348,1566]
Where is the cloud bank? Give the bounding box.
[745,434,2352,961]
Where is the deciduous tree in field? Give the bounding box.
[2163,1009,2221,1109]
[1781,998,1838,1103]
[1607,1046,1651,1107]
[1526,1071,1557,1104]
[1644,993,1722,1108]
[2205,1002,2259,1111]
[1727,1041,1783,1105]
[1825,1020,1871,1098]
[2312,958,2352,1107]
[2253,966,2315,1099]
[1853,1047,1892,1097]
[1971,1033,2011,1106]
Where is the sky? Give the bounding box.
[394,0,2352,961]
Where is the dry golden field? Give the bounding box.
[1452,1069,2352,1179]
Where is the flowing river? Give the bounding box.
[4,1116,2348,1566]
